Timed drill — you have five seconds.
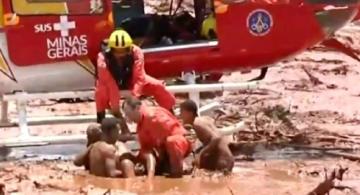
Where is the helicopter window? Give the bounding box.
[12,0,104,15]
[113,0,217,49]
[144,0,195,16]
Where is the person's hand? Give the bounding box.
[192,155,200,168]
[118,152,137,163]
[165,173,183,178]
[183,124,193,131]
[118,133,135,142]
[143,176,154,191]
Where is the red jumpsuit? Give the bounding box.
[95,45,176,112]
[136,105,192,167]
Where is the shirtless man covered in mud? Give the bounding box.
[180,99,242,173]
[74,118,135,178]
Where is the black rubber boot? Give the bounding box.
[96,111,106,124]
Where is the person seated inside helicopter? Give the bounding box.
[169,11,198,44]
[201,13,217,40]
[117,11,198,47]
[119,14,174,47]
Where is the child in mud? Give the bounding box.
[74,118,136,178]
[180,99,244,173]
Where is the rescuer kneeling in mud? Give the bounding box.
[95,29,176,135]
[180,99,245,174]
[121,97,192,178]
[74,118,136,178]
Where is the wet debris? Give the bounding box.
[0,183,5,195]
[227,186,235,195]
[302,66,324,86]
[0,147,11,158]
[295,56,344,65]
[307,166,353,195]
[15,173,29,182]
[321,65,349,76]
[33,179,76,192]
[325,151,360,162]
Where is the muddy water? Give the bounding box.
[57,165,315,194]
[1,144,360,194]
[0,140,333,162]
[73,175,237,194]
[1,152,359,194]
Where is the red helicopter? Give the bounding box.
[0,0,359,95]
[318,3,360,64]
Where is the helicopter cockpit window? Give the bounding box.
[144,0,195,16]
[12,0,104,15]
[113,0,217,49]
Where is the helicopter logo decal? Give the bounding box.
[247,9,273,36]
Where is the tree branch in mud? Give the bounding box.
[227,186,235,195]
[254,111,260,132]
[0,182,5,195]
[301,66,323,86]
[103,189,111,195]
[307,166,349,195]
[33,180,75,192]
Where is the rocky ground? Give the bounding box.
[1,22,360,195]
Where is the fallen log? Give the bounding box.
[325,151,360,161]
[314,135,360,145]
[281,144,357,152]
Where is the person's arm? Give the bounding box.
[130,48,146,97]
[74,145,93,167]
[194,138,220,169]
[118,152,138,164]
[142,152,156,179]
[112,111,131,135]
[192,121,213,146]
[103,145,123,178]
[137,140,158,179]
[96,53,107,81]
[105,157,123,178]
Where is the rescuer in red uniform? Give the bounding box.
[121,97,192,178]
[95,29,176,134]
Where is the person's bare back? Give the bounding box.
[74,118,135,178]
[180,100,235,173]
[192,117,234,173]
[88,141,118,177]
[194,136,234,173]
[193,116,220,145]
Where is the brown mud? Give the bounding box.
[1,22,360,195]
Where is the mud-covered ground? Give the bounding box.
[1,23,360,194]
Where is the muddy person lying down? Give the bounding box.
[180,99,245,173]
[74,118,136,178]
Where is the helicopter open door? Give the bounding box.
[3,0,113,66]
[112,0,219,52]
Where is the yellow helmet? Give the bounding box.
[108,29,133,49]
